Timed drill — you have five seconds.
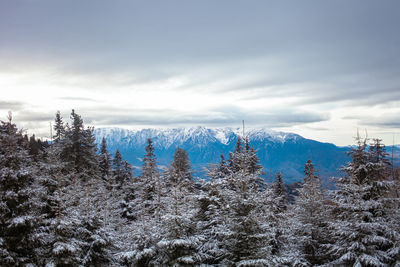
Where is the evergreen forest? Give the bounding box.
[1,110,399,267]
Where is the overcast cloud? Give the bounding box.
[0,0,399,145]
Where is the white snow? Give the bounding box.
[215,129,229,145]
[94,126,301,150]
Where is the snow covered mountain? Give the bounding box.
[94,126,349,185]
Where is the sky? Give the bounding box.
[0,0,400,146]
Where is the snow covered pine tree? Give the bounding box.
[0,114,38,265]
[325,135,399,266]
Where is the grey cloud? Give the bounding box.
[342,112,400,129]
[342,115,359,121]
[356,114,400,128]
[0,101,25,111]
[303,126,329,131]
[371,121,400,128]
[264,111,330,127]
[0,0,399,140]
[0,0,399,112]
[14,111,54,123]
[167,55,400,108]
[1,0,399,83]
[74,105,329,128]
[228,72,400,107]
[58,97,96,102]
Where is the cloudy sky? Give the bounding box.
[1,0,400,145]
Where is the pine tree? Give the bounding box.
[139,138,159,218]
[294,159,328,265]
[271,171,288,213]
[216,154,229,178]
[228,137,244,174]
[369,138,391,186]
[171,147,193,188]
[99,137,112,181]
[122,160,133,181]
[119,164,138,220]
[28,134,41,160]
[116,140,156,224]
[196,140,273,265]
[142,138,157,182]
[52,216,112,266]
[112,149,124,186]
[226,175,270,265]
[194,179,228,265]
[118,153,197,266]
[117,159,136,219]
[235,136,243,154]
[49,110,112,265]
[206,153,230,181]
[152,152,199,266]
[246,147,263,175]
[53,110,64,143]
[0,115,37,265]
[31,142,67,266]
[325,134,399,266]
[60,109,99,179]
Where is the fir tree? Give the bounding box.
[197,141,273,265]
[139,138,159,217]
[118,159,136,219]
[207,153,230,181]
[0,116,37,265]
[53,110,64,143]
[112,149,124,186]
[369,138,391,184]
[99,137,112,181]
[152,155,199,266]
[29,141,65,266]
[52,216,112,266]
[171,147,193,187]
[217,154,229,177]
[122,160,133,181]
[325,134,398,266]
[59,109,99,180]
[246,147,263,175]
[271,171,288,213]
[49,111,112,265]
[142,138,157,182]
[119,167,138,220]
[228,137,244,173]
[28,134,41,160]
[294,159,328,265]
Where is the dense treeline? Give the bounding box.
[0,110,399,266]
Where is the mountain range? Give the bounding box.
[94,126,389,186]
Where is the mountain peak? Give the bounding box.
[94,126,303,148]
[93,126,348,184]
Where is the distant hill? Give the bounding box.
[94,126,365,186]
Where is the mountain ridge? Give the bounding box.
[94,126,353,185]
